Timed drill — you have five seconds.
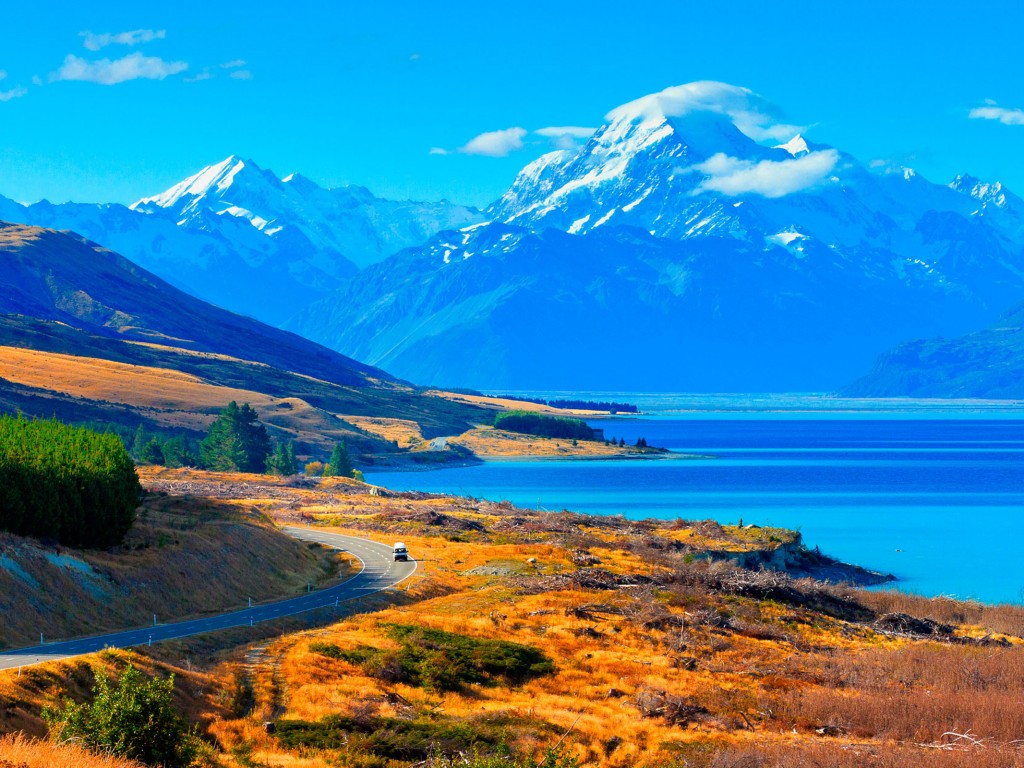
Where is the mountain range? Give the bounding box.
[0,157,480,325]
[284,85,1024,391]
[2,81,1023,394]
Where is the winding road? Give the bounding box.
[0,528,416,672]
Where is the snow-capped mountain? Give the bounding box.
[286,82,1024,391]
[0,158,480,324]
[132,156,482,270]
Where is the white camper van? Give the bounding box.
[393,542,409,562]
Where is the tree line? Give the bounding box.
[131,401,357,479]
[0,415,141,547]
[493,410,596,440]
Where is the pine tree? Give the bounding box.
[130,424,147,460]
[323,441,353,478]
[139,437,164,465]
[266,441,298,476]
[199,402,270,473]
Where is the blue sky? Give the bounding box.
[0,1,1022,208]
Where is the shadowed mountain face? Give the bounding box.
[842,303,1024,398]
[0,222,382,386]
[284,84,1024,392]
[0,222,487,437]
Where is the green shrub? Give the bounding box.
[0,415,140,547]
[42,664,197,768]
[309,624,555,692]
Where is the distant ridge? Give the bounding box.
[842,302,1024,399]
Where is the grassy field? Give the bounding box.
[3,468,1024,767]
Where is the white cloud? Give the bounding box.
[535,125,597,150]
[81,29,166,52]
[0,70,6,80]
[969,103,1024,126]
[185,70,214,83]
[535,126,596,138]
[608,80,803,142]
[51,52,188,85]
[456,127,528,157]
[429,147,449,155]
[221,59,247,69]
[229,69,253,80]
[691,149,840,198]
[0,86,27,102]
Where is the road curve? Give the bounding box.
[0,528,416,672]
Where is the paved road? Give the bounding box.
[0,528,416,672]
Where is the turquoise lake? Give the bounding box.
[366,397,1024,605]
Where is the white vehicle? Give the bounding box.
[393,542,409,562]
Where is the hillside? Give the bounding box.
[3,467,1022,768]
[0,222,490,455]
[843,302,1024,398]
[0,480,351,650]
[287,82,1024,391]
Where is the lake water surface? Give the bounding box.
[366,397,1024,604]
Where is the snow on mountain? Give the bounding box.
[132,155,482,270]
[0,158,481,325]
[287,81,1024,392]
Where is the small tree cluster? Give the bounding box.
[198,401,271,473]
[493,411,595,440]
[266,441,298,476]
[130,425,200,468]
[322,441,353,478]
[0,415,140,547]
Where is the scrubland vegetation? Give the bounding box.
[3,467,1024,767]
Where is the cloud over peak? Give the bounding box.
[692,149,840,198]
[608,80,803,142]
[52,52,188,85]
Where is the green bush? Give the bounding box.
[43,664,197,768]
[493,411,594,440]
[0,415,140,547]
[309,624,555,692]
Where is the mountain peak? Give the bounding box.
[949,174,1014,210]
[131,155,263,212]
[775,134,810,157]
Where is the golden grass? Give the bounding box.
[425,390,608,416]
[0,733,143,767]
[341,415,427,448]
[0,346,275,415]
[449,425,659,458]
